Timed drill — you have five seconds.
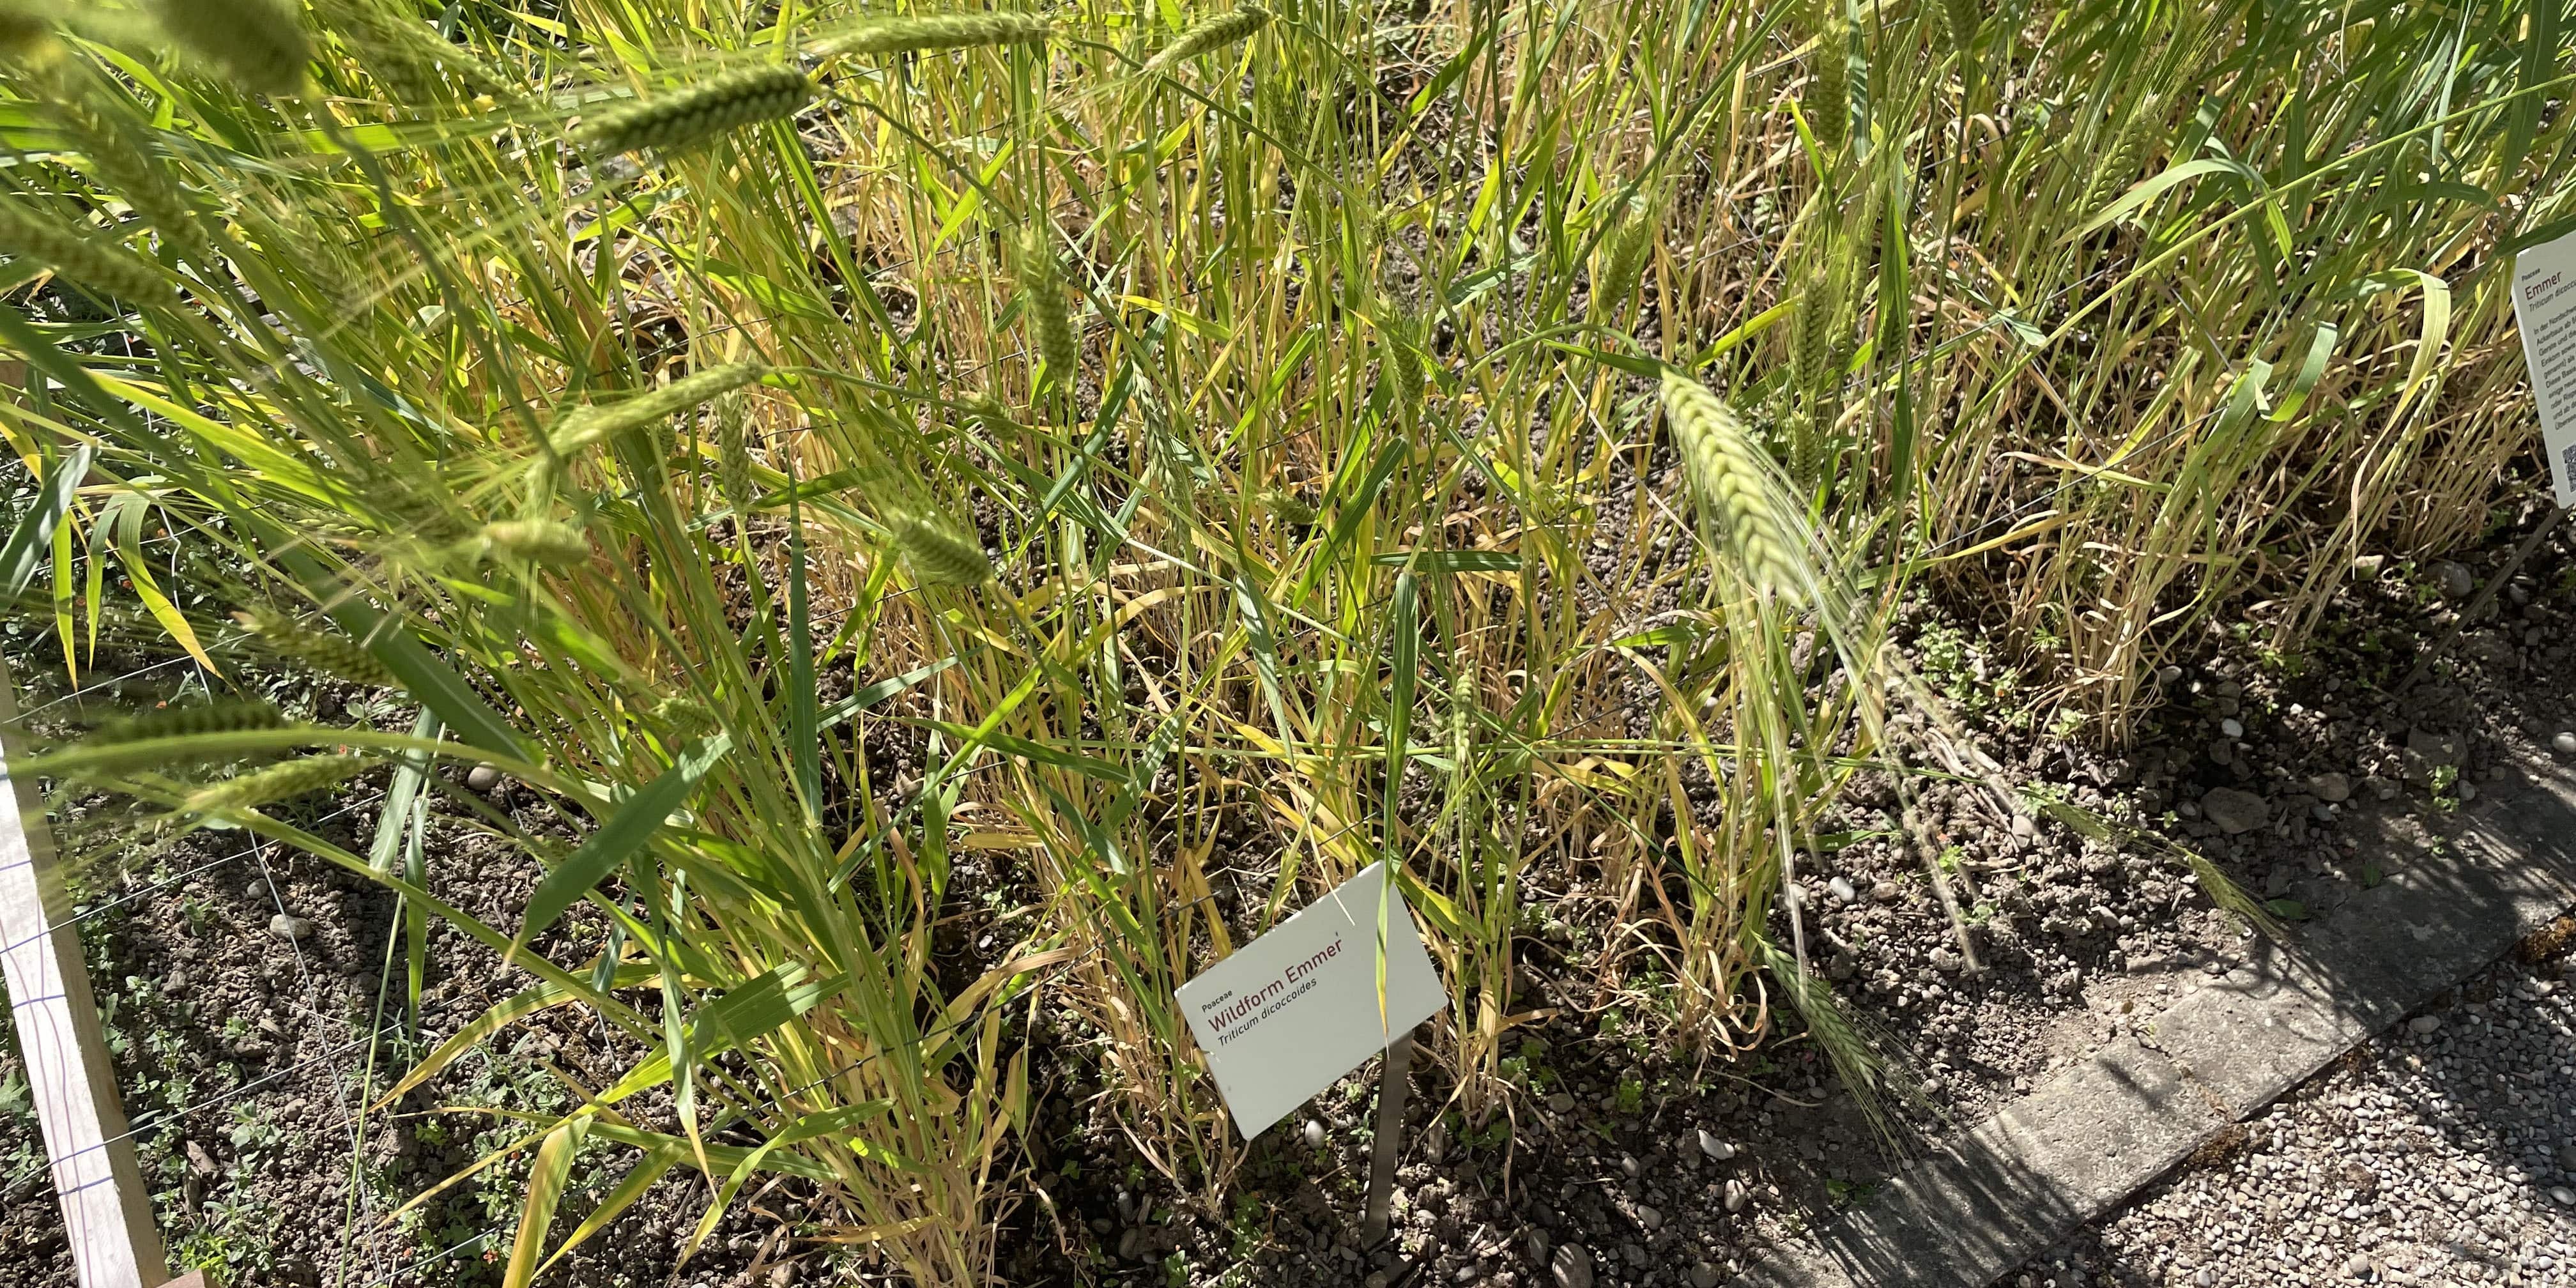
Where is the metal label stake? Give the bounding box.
[1360,1031,1414,1247]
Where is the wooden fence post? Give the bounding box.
[0,362,172,1285]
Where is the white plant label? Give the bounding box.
[2510,224,2576,507]
[1175,861,1445,1138]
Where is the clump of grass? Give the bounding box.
[8,0,2568,1278]
[571,66,815,155]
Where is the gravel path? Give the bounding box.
[2016,944,2576,1288]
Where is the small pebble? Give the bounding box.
[2220,717,2244,739]
[1690,1262,1723,1288]
[2550,1186,2575,1208]
[464,763,503,792]
[2556,732,2576,757]
[269,914,314,940]
[1620,1154,1642,1179]
[1828,875,1858,903]
[2156,664,2184,686]
[1698,1129,1735,1162]
[1303,1119,1324,1149]
[1724,1178,1749,1213]
[2405,1014,2441,1036]
[1549,1243,1594,1288]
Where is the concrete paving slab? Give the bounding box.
[1736,762,2576,1288]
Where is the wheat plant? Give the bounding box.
[0,0,2566,1281]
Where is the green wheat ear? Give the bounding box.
[1140,4,1270,75]
[94,700,288,745]
[553,363,772,455]
[889,512,993,586]
[1659,371,1809,602]
[151,0,310,93]
[184,754,371,815]
[322,0,518,106]
[236,609,395,688]
[811,12,1053,58]
[1807,4,1848,153]
[477,519,594,569]
[1598,194,1658,312]
[1756,939,1910,1140]
[1020,227,1080,392]
[0,203,169,303]
[0,0,49,54]
[1377,302,1424,419]
[716,399,758,518]
[571,66,815,156]
[1257,489,1317,527]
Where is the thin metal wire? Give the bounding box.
[0,793,383,964]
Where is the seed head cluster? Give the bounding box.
[1598,194,1657,313]
[717,401,757,517]
[572,66,815,156]
[1258,489,1317,527]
